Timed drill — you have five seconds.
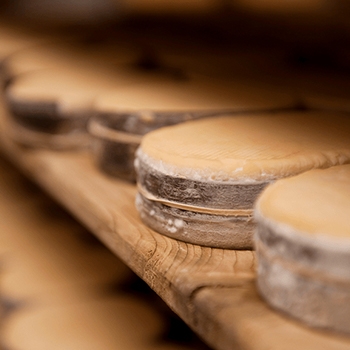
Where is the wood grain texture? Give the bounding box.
[0,104,349,349]
[194,284,350,350]
[0,154,206,350]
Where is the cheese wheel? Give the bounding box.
[6,62,177,148]
[136,111,350,248]
[91,78,296,181]
[255,165,350,334]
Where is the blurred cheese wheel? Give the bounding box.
[90,77,295,181]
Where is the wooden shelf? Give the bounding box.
[1,106,350,350]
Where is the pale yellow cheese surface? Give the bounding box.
[257,165,350,238]
[7,68,118,114]
[8,66,178,114]
[95,78,294,113]
[140,112,350,182]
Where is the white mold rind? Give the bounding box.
[255,207,350,334]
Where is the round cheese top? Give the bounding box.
[7,67,118,114]
[7,66,173,115]
[95,78,295,113]
[256,165,350,239]
[140,112,350,182]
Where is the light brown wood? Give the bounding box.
[0,155,131,306]
[194,284,350,350]
[3,295,198,350]
[0,101,349,349]
[0,154,201,350]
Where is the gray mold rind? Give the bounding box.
[255,209,350,335]
[136,193,254,249]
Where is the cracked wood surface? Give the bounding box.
[0,108,350,349]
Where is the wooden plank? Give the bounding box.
[0,152,131,306]
[194,284,350,350]
[0,105,349,349]
[0,155,207,350]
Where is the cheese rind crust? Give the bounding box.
[255,165,350,334]
[137,112,350,248]
[140,112,350,183]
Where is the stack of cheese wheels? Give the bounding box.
[254,165,350,334]
[89,78,295,181]
[136,111,350,249]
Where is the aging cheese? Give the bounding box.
[91,78,295,181]
[6,63,177,148]
[140,112,350,182]
[255,165,350,334]
[5,67,117,148]
[8,67,118,115]
[257,165,350,238]
[136,112,350,248]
